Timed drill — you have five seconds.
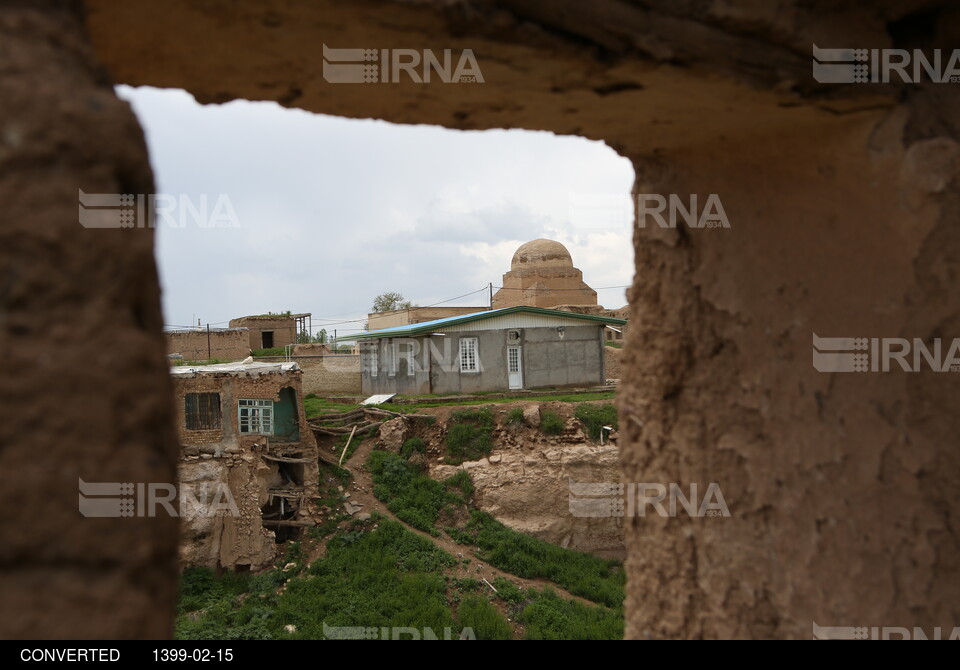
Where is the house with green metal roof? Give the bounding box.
[354,306,626,395]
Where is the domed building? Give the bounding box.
[491,239,598,309]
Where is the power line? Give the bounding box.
[492,284,630,291]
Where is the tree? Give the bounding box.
[371,291,413,312]
[296,328,327,344]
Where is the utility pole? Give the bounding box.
[488,282,493,309]
[206,323,211,361]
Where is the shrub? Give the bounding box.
[367,450,465,532]
[506,408,525,428]
[273,520,458,638]
[446,408,495,464]
[401,437,426,459]
[492,577,527,605]
[450,407,494,425]
[457,596,513,640]
[444,470,474,500]
[574,403,619,441]
[540,410,565,435]
[519,588,623,640]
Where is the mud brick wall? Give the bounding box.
[166,328,249,361]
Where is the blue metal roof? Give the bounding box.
[354,305,627,339]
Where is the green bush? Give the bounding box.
[452,577,483,593]
[401,437,426,459]
[574,403,619,441]
[520,588,623,640]
[450,407,494,425]
[274,520,459,638]
[457,596,513,640]
[492,577,527,605]
[368,450,465,532]
[540,410,565,435]
[444,526,476,545]
[444,470,474,500]
[506,408,525,428]
[446,408,495,464]
[467,511,624,608]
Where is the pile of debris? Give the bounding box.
[308,406,406,466]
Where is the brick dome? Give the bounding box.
[511,238,574,269]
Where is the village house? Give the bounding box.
[354,305,626,395]
[229,312,311,351]
[170,361,318,571]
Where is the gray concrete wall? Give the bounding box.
[360,326,606,395]
[522,325,605,389]
[360,338,432,395]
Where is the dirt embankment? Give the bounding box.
[374,401,625,559]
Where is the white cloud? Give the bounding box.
[117,85,635,336]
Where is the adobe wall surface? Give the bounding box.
[171,370,318,570]
[0,0,178,639]
[367,306,487,330]
[166,328,249,361]
[229,316,297,350]
[254,355,362,396]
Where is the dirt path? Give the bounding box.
[305,436,604,609]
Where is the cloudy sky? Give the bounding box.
[117,85,635,340]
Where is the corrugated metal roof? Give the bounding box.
[354,305,626,339]
[170,361,300,376]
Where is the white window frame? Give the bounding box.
[238,399,274,435]
[402,340,416,376]
[368,346,378,378]
[459,337,479,373]
[389,341,397,377]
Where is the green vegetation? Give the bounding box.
[367,451,467,534]
[368,454,624,609]
[400,437,426,459]
[331,432,364,464]
[305,392,619,419]
[462,511,624,608]
[604,340,623,349]
[377,391,616,412]
[506,407,525,428]
[574,403,619,441]
[302,394,360,418]
[372,291,413,313]
[451,577,483,593]
[252,346,288,357]
[444,470,474,500]
[177,398,628,641]
[539,410,565,435]
[518,588,623,640]
[176,521,462,640]
[172,358,235,366]
[446,407,495,464]
[275,521,458,638]
[456,596,513,640]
